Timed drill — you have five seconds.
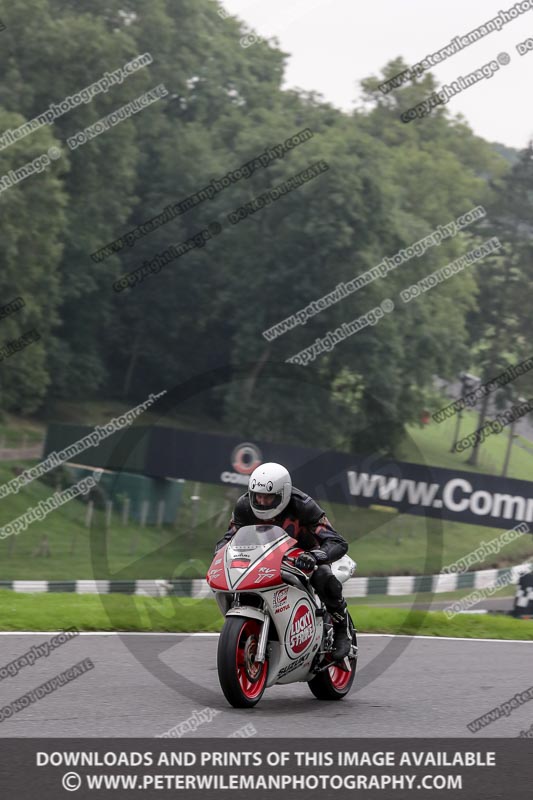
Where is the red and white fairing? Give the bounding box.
[206,525,324,685]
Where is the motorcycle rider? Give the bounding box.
[214,462,352,660]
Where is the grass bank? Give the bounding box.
[0,592,531,640]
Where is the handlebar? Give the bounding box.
[283,554,316,574]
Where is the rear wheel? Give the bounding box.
[308,616,357,701]
[217,616,269,708]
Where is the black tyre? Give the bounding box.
[217,616,269,708]
[308,616,357,701]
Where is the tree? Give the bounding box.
[465,145,533,465]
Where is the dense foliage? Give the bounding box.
[0,0,530,453]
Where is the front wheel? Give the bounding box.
[307,616,357,701]
[217,616,269,708]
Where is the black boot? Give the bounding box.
[330,601,351,660]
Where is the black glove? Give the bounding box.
[294,552,317,572]
[309,549,329,564]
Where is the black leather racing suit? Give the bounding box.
[214,486,349,616]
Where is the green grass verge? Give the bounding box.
[355,606,533,639]
[0,592,531,640]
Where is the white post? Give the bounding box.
[140,500,149,528]
[105,500,113,529]
[157,500,165,529]
[85,500,94,528]
[122,497,130,526]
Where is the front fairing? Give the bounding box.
[222,525,295,591]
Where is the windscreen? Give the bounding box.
[231,525,286,546]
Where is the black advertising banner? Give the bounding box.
[43,422,149,474]
[145,427,533,531]
[0,739,531,799]
[45,425,533,530]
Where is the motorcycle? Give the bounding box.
[206,524,358,708]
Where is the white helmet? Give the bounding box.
[248,462,292,520]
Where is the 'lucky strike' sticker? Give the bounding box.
[285,600,315,658]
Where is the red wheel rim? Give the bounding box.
[235,619,268,699]
[328,662,353,691]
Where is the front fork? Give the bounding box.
[254,615,270,664]
[229,594,270,664]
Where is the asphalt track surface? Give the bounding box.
[1,632,532,739]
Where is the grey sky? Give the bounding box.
[220,0,533,149]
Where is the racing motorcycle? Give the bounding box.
[206,524,358,708]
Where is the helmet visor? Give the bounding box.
[250,491,282,515]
